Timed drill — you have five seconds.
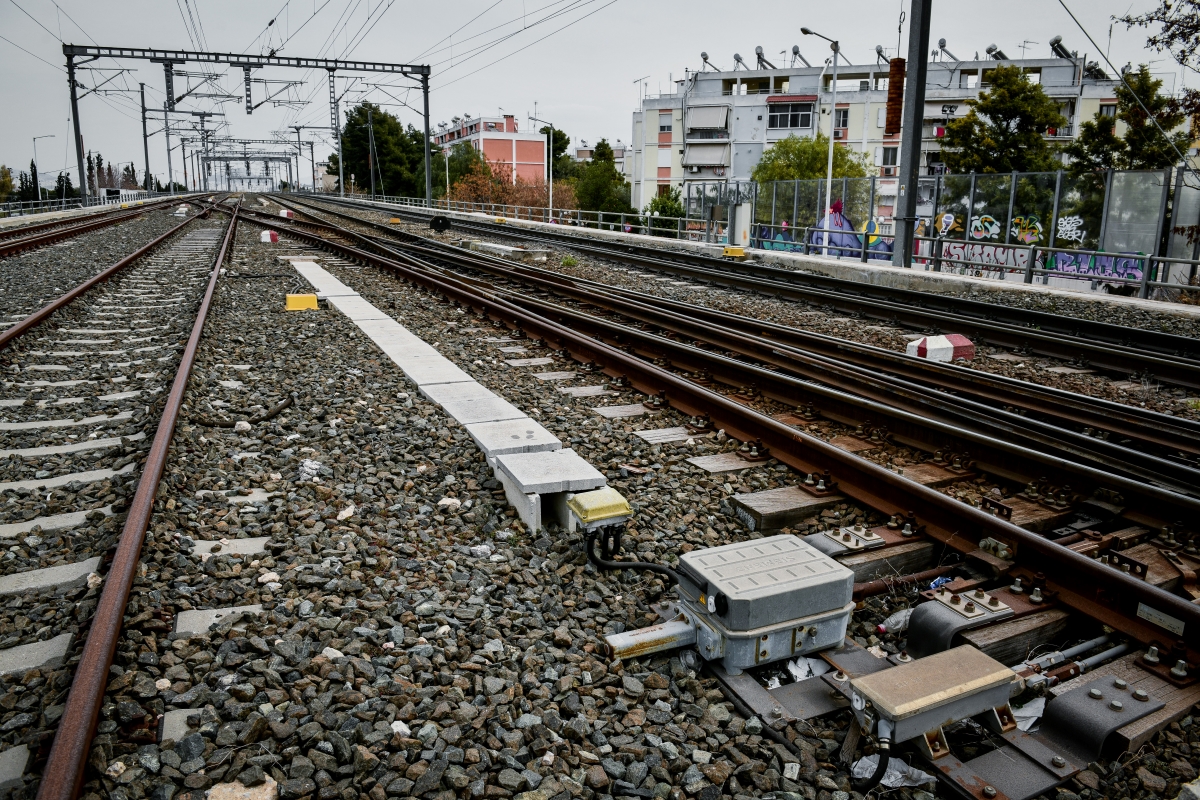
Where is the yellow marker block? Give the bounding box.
[120,203,129,209]
[566,487,633,527]
[722,246,746,259]
[285,294,319,311]
[494,217,507,224]
[389,218,402,223]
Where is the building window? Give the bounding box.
[659,116,673,133]
[960,72,979,89]
[767,103,813,129]
[882,147,898,166]
[1100,104,1116,118]
[834,108,849,129]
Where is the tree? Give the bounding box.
[431,141,487,199]
[575,138,632,214]
[1122,1,1200,124]
[120,164,139,189]
[941,64,1066,173]
[329,102,427,197]
[0,165,12,202]
[53,171,76,199]
[30,159,39,200]
[86,153,96,195]
[95,153,106,189]
[644,186,685,237]
[539,125,577,180]
[752,133,870,184]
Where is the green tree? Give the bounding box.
[1116,65,1189,168]
[53,172,76,199]
[575,138,632,214]
[539,125,579,180]
[1064,115,1126,175]
[1122,1,1200,124]
[329,102,427,197]
[432,141,487,199]
[0,165,12,202]
[941,65,1066,173]
[16,171,37,202]
[751,134,869,184]
[644,186,685,237]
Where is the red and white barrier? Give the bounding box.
[279,209,294,219]
[260,230,280,244]
[906,334,974,362]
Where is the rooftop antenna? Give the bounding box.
[938,38,959,61]
[875,44,889,67]
[791,45,810,67]
[986,44,1010,60]
[700,51,724,72]
[755,46,777,70]
[1019,40,1038,58]
[1049,35,1073,59]
[732,53,747,71]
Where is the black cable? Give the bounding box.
[190,394,294,428]
[585,530,679,585]
[850,738,891,793]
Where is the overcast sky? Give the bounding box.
[0,0,1182,189]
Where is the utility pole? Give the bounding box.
[163,103,173,195]
[67,53,88,202]
[329,71,345,198]
[139,83,151,190]
[422,74,432,207]
[529,113,556,213]
[892,0,933,268]
[368,105,376,199]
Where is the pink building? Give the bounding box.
[433,114,547,184]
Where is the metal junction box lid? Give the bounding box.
[851,645,1015,722]
[677,534,853,631]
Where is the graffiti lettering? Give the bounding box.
[969,214,1001,241]
[937,213,960,236]
[941,242,1030,269]
[1010,215,1044,244]
[1057,215,1086,244]
[1049,251,1144,280]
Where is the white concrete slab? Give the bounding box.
[533,371,577,381]
[174,604,265,635]
[0,506,114,538]
[398,358,474,387]
[463,418,562,459]
[592,403,650,419]
[160,709,195,743]
[0,557,102,595]
[634,427,693,445]
[0,410,133,431]
[494,448,606,494]
[686,452,752,474]
[505,357,556,367]
[327,296,392,321]
[0,633,73,676]
[0,463,134,493]
[0,745,29,789]
[0,432,145,458]
[420,382,526,425]
[190,536,270,556]
[558,385,617,398]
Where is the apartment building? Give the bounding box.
[625,44,1127,217]
[433,114,547,184]
[572,142,627,174]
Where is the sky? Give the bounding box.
[0,0,1184,191]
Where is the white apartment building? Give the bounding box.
[625,44,1129,220]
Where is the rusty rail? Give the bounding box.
[0,197,185,241]
[0,198,190,257]
[35,205,239,800]
[0,205,214,352]
[235,211,1200,656]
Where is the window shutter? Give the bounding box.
[874,147,884,166]
[877,108,886,127]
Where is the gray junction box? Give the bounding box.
[674,535,855,674]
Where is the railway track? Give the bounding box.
[0,203,237,797]
[264,198,1200,502]
[0,197,197,259]
[319,195,1200,390]
[235,198,1200,655]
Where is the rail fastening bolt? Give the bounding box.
[1088,688,1103,699]
[1145,646,1161,664]
[1051,756,1066,768]
[1172,660,1189,678]
[983,787,997,798]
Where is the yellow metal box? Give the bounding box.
[286,294,319,311]
[566,487,633,528]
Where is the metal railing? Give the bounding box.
[0,190,185,218]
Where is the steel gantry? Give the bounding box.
[62,44,433,205]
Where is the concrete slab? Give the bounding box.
[0,745,29,789]
[0,632,73,676]
[686,452,752,474]
[463,418,562,460]
[0,557,102,595]
[191,537,270,556]
[327,296,393,321]
[0,431,145,458]
[174,604,265,635]
[0,503,116,537]
[420,382,525,425]
[397,357,474,387]
[633,426,692,445]
[494,448,606,494]
[534,371,577,381]
[0,463,134,493]
[592,403,650,419]
[558,385,618,397]
[730,486,846,532]
[160,709,195,743]
[505,357,556,367]
[497,346,528,354]
[0,410,133,431]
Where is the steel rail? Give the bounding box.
[237,210,1200,656]
[0,204,218,352]
[321,196,1200,388]
[35,204,239,800]
[0,199,194,258]
[0,197,184,242]
[268,196,1200,468]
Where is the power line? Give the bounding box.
[8,0,61,41]
[408,0,506,62]
[0,33,65,71]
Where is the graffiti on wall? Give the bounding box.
[1056,215,1086,244]
[969,214,1001,241]
[1049,251,1144,280]
[941,241,1031,269]
[1010,215,1044,244]
[937,213,961,236]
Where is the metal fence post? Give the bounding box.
[1024,245,1037,283]
[862,177,876,262]
[966,171,976,242]
[1097,168,1114,249]
[1004,171,1017,245]
[1141,167,1172,298]
[1049,169,1063,252]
